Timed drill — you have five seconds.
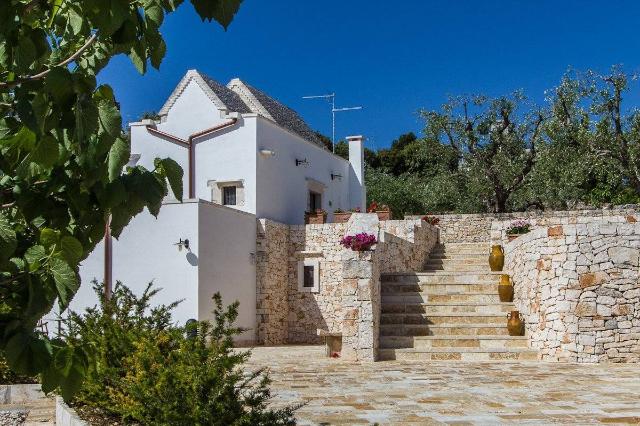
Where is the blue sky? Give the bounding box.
[100,0,640,150]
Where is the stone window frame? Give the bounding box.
[297,258,320,293]
[208,179,245,206]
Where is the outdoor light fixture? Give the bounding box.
[174,238,190,252]
[259,149,276,157]
[295,158,309,167]
[331,173,343,181]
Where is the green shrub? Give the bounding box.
[65,282,296,425]
[0,351,37,385]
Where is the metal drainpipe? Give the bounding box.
[146,118,238,198]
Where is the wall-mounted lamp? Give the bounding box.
[295,158,309,167]
[174,238,190,252]
[331,173,343,181]
[259,149,276,157]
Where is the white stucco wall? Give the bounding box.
[75,201,200,324]
[192,116,257,212]
[255,117,351,224]
[197,202,257,343]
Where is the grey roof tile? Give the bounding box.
[199,74,252,114]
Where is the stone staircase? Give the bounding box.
[379,242,537,361]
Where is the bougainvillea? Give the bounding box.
[340,233,377,251]
[421,215,440,226]
[506,220,531,235]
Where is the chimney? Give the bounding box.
[347,135,366,212]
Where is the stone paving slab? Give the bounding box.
[244,345,640,425]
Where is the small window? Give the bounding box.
[223,186,237,206]
[309,191,322,211]
[298,259,320,293]
[303,265,315,288]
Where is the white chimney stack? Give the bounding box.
[347,135,366,212]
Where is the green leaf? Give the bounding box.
[128,43,146,74]
[47,0,64,27]
[97,100,122,138]
[50,257,79,309]
[25,245,46,271]
[108,137,130,181]
[157,157,183,200]
[40,228,60,249]
[45,67,74,103]
[14,36,37,71]
[190,0,243,29]
[60,236,83,265]
[5,332,52,376]
[144,2,164,26]
[0,213,17,261]
[31,135,59,168]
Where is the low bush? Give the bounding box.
[64,282,296,425]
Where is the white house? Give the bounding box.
[66,70,367,342]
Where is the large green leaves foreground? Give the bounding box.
[0,0,242,399]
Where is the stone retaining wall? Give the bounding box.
[256,215,438,359]
[408,206,640,244]
[505,220,640,362]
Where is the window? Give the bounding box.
[297,258,320,293]
[223,186,237,206]
[303,265,315,288]
[309,191,322,211]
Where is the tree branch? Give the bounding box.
[0,33,98,90]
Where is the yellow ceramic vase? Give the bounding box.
[488,245,504,271]
[507,311,525,336]
[498,274,514,302]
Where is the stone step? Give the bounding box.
[431,245,489,255]
[380,323,511,337]
[379,347,538,361]
[427,253,489,265]
[380,335,529,349]
[381,312,508,326]
[382,272,502,285]
[381,302,514,315]
[434,242,490,250]
[382,292,501,304]
[381,282,498,294]
[423,263,491,272]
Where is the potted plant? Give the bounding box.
[340,233,378,251]
[421,215,440,226]
[305,209,327,225]
[367,201,392,221]
[506,220,531,242]
[333,209,351,223]
[333,207,361,223]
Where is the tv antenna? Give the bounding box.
[302,93,362,153]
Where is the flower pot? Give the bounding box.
[507,310,525,336]
[333,212,352,224]
[376,210,391,221]
[305,210,327,225]
[488,245,504,271]
[498,274,514,302]
[507,234,519,242]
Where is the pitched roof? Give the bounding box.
[159,70,325,148]
[226,78,324,147]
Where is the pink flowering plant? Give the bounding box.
[506,220,531,235]
[340,233,378,251]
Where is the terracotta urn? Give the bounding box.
[507,234,519,242]
[488,245,504,271]
[507,310,525,336]
[305,210,327,225]
[376,210,392,221]
[333,212,352,224]
[498,274,514,302]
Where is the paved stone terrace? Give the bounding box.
[245,345,640,425]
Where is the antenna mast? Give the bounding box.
[303,93,362,153]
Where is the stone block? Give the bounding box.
[548,226,564,237]
[608,246,640,267]
[575,301,597,317]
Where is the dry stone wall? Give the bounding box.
[255,219,289,345]
[408,206,640,244]
[256,216,438,358]
[505,218,640,363]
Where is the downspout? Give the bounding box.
[145,118,238,198]
[104,215,113,300]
